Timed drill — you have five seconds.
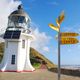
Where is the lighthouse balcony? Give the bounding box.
[6,27,31,34]
[6,26,25,32]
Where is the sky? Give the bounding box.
[0,0,80,65]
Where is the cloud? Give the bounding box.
[62,27,73,32]
[0,0,21,34]
[43,47,49,52]
[31,27,51,53]
[30,22,51,53]
[62,23,80,32]
[0,0,51,54]
[48,1,59,6]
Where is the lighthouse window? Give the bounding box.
[22,40,25,48]
[18,16,25,23]
[11,55,15,64]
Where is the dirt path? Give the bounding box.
[0,69,80,80]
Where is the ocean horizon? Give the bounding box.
[61,65,80,70]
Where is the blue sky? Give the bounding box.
[20,0,80,65]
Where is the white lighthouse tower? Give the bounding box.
[0,5,35,72]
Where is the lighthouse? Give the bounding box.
[0,5,35,72]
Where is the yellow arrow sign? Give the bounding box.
[49,24,59,32]
[60,32,79,37]
[60,37,79,45]
[56,11,65,25]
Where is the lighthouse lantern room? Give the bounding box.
[0,5,35,72]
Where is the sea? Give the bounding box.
[61,65,80,70]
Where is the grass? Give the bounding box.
[33,63,41,69]
[0,55,3,63]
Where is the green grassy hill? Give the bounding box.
[0,42,56,69]
[30,48,56,69]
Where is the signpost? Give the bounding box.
[49,24,59,32]
[49,11,65,80]
[60,37,79,44]
[49,11,79,80]
[60,32,79,37]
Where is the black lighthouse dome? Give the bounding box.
[7,4,31,32]
[10,5,29,17]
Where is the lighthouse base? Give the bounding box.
[0,69,35,72]
[0,63,35,72]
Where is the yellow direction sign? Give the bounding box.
[56,11,65,26]
[49,24,59,32]
[60,32,79,37]
[60,37,79,45]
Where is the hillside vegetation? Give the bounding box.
[0,43,55,69]
[30,48,56,69]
